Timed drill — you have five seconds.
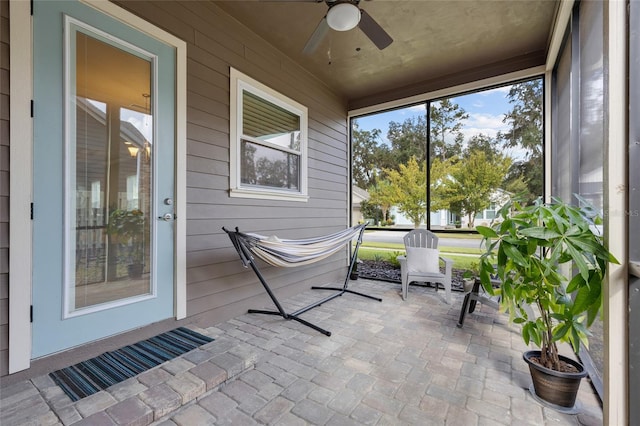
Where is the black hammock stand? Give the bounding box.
[223,224,382,336]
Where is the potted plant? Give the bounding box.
[106,208,146,278]
[477,196,618,411]
[462,262,479,293]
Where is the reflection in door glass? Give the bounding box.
[71,31,153,311]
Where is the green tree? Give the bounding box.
[500,79,543,203]
[449,150,511,227]
[430,99,468,161]
[430,134,502,218]
[501,80,543,156]
[351,121,392,188]
[385,156,427,228]
[241,143,257,184]
[429,157,463,212]
[256,158,287,188]
[465,134,500,161]
[359,200,383,225]
[352,121,382,188]
[503,174,529,198]
[367,180,396,223]
[504,160,542,200]
[387,115,428,166]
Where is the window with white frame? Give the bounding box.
[230,68,308,201]
[483,202,496,220]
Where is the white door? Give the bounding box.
[32,0,176,357]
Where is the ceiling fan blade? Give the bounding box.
[302,17,329,55]
[358,9,393,50]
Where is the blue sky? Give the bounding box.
[353,85,514,147]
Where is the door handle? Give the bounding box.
[159,213,175,221]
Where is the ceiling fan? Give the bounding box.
[300,0,393,54]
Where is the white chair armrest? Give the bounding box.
[439,256,453,266]
[440,256,453,274]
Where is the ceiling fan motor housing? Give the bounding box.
[302,0,392,54]
[326,1,361,31]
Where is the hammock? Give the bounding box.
[223,223,381,336]
[239,224,368,267]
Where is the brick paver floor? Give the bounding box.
[0,278,602,425]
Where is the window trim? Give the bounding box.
[229,68,309,202]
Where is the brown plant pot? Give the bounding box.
[523,350,587,410]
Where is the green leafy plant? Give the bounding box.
[477,196,618,371]
[462,261,479,280]
[106,208,146,264]
[387,251,402,268]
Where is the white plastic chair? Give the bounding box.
[397,229,453,303]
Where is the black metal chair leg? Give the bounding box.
[457,292,472,328]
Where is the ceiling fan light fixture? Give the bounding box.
[326,3,361,31]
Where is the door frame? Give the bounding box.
[9,0,187,373]
[628,1,639,423]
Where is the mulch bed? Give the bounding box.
[356,259,467,292]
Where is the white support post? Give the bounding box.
[9,0,34,374]
[603,0,629,423]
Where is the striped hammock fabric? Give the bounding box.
[239,223,367,268]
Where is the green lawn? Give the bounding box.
[359,242,483,255]
[363,230,483,240]
[356,247,482,271]
[434,232,483,240]
[356,230,486,270]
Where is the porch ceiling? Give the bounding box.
[214,0,559,110]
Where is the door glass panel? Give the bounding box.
[70,30,154,312]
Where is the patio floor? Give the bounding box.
[0,278,602,425]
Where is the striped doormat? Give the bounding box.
[49,327,214,401]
